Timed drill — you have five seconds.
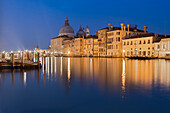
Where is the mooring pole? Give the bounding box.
[27,52,29,60]
[21,52,24,68]
[33,52,35,62]
[11,52,15,68]
[38,52,40,67]
[44,57,46,69]
[2,53,5,59]
[30,52,32,61]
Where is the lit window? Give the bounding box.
[148,51,150,55]
[143,41,146,44]
[116,32,120,35]
[163,44,166,49]
[116,45,118,49]
[148,40,150,44]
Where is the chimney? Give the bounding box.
[154,33,158,37]
[146,27,148,32]
[144,26,147,33]
[121,23,124,31]
[136,25,138,29]
[95,32,97,36]
[124,24,126,31]
[164,34,167,37]
[108,23,111,30]
[127,24,130,32]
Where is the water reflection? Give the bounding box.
[0,58,170,92]
[121,59,126,93]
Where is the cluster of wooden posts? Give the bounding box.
[0,51,41,69]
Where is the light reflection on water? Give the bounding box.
[0,57,170,113]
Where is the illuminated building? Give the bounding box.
[50,17,170,58]
[51,17,74,55]
[98,27,108,56]
[106,24,145,57]
[154,36,170,58]
[84,35,98,56]
[122,33,170,57]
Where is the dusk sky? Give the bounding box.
[0,0,169,51]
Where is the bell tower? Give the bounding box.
[86,26,90,36]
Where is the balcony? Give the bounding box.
[107,41,112,44]
[98,39,102,42]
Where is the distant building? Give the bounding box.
[98,27,108,56]
[154,35,170,58]
[51,17,98,57]
[51,17,75,55]
[122,33,170,57]
[50,17,170,58]
[84,35,98,56]
[106,24,146,57]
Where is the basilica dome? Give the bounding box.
[59,17,75,38]
[76,25,86,37]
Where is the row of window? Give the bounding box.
[127,51,154,56]
[107,45,118,49]
[107,37,120,43]
[107,32,120,36]
[124,40,151,45]
[128,47,155,50]
[157,44,167,49]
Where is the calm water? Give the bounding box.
[0,57,170,113]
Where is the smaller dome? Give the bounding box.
[76,25,86,37]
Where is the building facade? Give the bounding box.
[98,28,108,56]
[154,37,170,58]
[84,35,98,56]
[106,24,146,57]
[50,17,170,58]
[122,33,170,58]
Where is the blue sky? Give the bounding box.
[0,0,170,51]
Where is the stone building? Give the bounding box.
[51,17,98,57]
[122,33,165,57]
[154,36,170,58]
[106,24,146,57]
[98,27,109,56]
[51,17,74,55]
[84,35,98,56]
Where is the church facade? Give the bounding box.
[50,17,97,56]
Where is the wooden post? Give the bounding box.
[44,57,46,69]
[27,53,29,60]
[2,53,5,58]
[33,52,35,62]
[30,52,32,61]
[25,52,27,60]
[18,52,21,59]
[21,52,24,67]
[11,53,15,68]
[38,52,40,67]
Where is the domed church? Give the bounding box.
[50,17,90,54]
[76,25,86,37]
[58,17,75,38]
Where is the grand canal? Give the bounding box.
[0,57,170,113]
